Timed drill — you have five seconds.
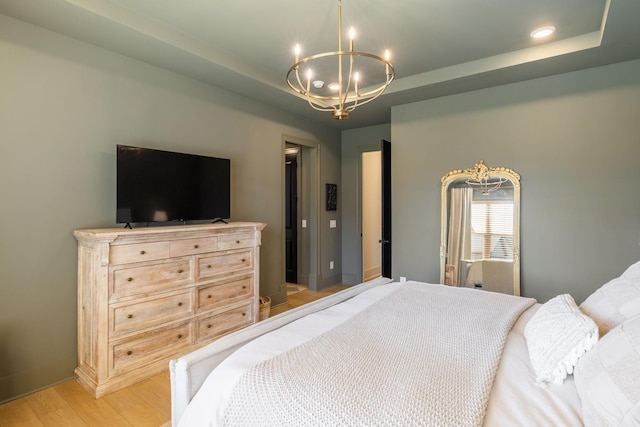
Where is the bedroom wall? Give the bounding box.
[0,14,340,402]
[390,59,640,304]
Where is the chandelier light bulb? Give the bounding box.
[349,27,356,40]
[353,72,360,82]
[384,50,391,61]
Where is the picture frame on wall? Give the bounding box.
[326,183,337,211]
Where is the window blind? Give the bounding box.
[470,201,513,259]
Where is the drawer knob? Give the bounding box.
[207,295,212,299]
[127,350,133,356]
[241,259,246,263]
[127,277,133,282]
[127,314,133,319]
[177,302,183,307]
[177,334,183,339]
[236,240,240,244]
[177,269,183,274]
[194,244,199,249]
[242,313,246,316]
[207,265,212,269]
[140,250,146,255]
[242,285,246,289]
[207,324,212,329]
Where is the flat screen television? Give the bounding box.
[116,145,230,225]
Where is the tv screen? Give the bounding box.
[116,145,230,224]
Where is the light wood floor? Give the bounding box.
[0,284,348,427]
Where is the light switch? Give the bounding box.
[330,220,337,228]
[302,219,307,228]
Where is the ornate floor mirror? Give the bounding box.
[440,160,521,295]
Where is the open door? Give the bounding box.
[381,139,391,278]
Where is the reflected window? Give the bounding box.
[470,201,514,260]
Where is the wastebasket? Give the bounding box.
[258,296,271,321]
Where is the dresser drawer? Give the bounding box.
[170,237,218,257]
[111,260,192,299]
[111,321,193,375]
[197,276,253,311]
[197,249,252,279]
[217,233,255,250]
[197,302,254,342]
[111,291,193,336]
[110,242,171,265]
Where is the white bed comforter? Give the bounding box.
[181,282,536,426]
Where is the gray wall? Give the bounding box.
[390,59,640,303]
[0,14,340,402]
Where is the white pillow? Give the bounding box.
[580,260,640,337]
[574,315,640,426]
[525,294,599,387]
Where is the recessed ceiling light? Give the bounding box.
[530,26,556,39]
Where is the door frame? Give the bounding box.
[361,150,382,281]
[284,148,299,284]
[357,139,392,282]
[281,136,321,294]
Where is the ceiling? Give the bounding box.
[2,0,640,130]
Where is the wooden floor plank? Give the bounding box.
[128,376,171,420]
[120,402,166,427]
[0,400,44,427]
[25,387,69,418]
[39,406,89,427]
[54,380,133,427]
[101,386,146,414]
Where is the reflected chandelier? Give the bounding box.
[465,160,509,195]
[286,0,395,120]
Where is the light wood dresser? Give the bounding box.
[73,222,266,398]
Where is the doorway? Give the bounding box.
[360,140,391,281]
[283,138,320,295]
[362,151,382,281]
[285,148,298,284]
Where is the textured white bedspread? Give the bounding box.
[178,281,584,427]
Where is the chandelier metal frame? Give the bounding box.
[464,160,513,195]
[286,0,395,120]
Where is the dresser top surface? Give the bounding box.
[73,222,266,243]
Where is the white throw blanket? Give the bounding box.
[222,282,535,426]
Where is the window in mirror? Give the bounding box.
[441,161,521,295]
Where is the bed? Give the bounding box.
[170,262,640,426]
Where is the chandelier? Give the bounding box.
[286,0,395,120]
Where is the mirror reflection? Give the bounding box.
[440,161,521,295]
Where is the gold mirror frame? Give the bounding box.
[440,160,521,295]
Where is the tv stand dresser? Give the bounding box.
[73,222,265,398]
